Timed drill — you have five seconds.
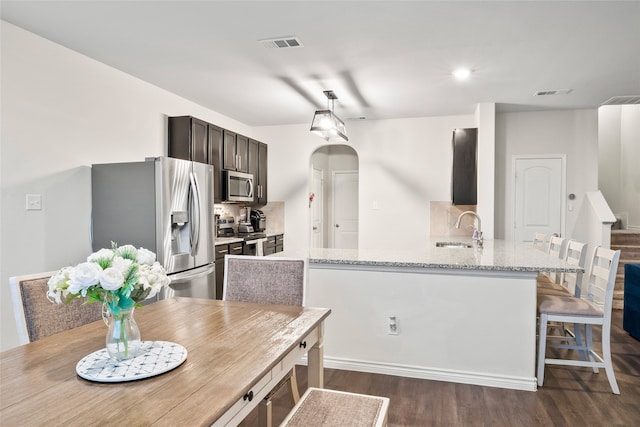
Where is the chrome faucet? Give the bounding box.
[455,211,483,246]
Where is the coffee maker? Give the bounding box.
[250,209,266,232]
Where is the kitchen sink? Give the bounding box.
[435,241,473,248]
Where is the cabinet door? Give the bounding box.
[229,242,244,255]
[236,134,249,173]
[191,118,208,164]
[223,130,237,170]
[248,139,260,204]
[257,142,268,205]
[275,234,283,253]
[168,116,208,163]
[215,258,224,300]
[451,128,477,205]
[209,125,224,203]
[168,116,192,161]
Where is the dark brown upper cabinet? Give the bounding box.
[248,139,268,205]
[223,131,248,173]
[208,124,224,203]
[168,116,208,164]
[168,116,267,204]
[451,128,477,206]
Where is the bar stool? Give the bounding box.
[537,246,621,394]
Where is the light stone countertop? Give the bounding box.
[215,231,283,246]
[284,238,583,273]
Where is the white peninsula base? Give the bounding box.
[307,265,538,391]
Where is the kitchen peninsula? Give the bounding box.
[295,238,582,391]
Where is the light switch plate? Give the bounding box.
[26,194,42,210]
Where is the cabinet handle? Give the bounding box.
[299,341,307,349]
[243,390,254,401]
[218,249,228,254]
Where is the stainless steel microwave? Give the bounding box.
[224,170,254,202]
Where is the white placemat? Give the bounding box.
[76,341,187,383]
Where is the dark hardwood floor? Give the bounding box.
[240,311,640,426]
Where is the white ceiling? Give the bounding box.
[2,1,639,127]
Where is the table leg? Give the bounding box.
[307,322,324,388]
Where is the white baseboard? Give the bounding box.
[300,356,538,392]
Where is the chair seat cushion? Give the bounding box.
[537,286,572,297]
[280,388,388,427]
[536,274,555,286]
[538,295,603,317]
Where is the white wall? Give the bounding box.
[1,21,605,352]
[0,22,253,351]
[598,106,623,216]
[599,105,640,229]
[495,109,600,241]
[256,113,481,254]
[475,103,496,239]
[621,106,640,229]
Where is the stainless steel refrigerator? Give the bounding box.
[91,157,216,299]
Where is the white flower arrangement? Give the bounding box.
[47,243,171,315]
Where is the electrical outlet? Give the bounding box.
[388,316,398,335]
[26,194,42,211]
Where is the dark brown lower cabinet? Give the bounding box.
[262,234,284,256]
[215,241,243,299]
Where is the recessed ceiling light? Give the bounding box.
[452,68,472,81]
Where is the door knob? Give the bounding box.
[335,224,340,228]
[313,226,318,231]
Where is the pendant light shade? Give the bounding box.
[310,91,348,142]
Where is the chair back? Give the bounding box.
[584,247,621,319]
[223,255,306,306]
[547,236,565,258]
[563,240,588,297]
[533,233,547,251]
[546,236,566,283]
[10,272,103,345]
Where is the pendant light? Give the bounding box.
[310,90,348,142]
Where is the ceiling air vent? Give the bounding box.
[259,36,304,49]
[534,89,573,96]
[601,95,640,105]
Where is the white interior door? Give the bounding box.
[332,171,359,249]
[311,167,324,248]
[513,156,565,243]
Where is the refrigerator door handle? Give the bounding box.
[189,171,201,256]
[169,263,215,282]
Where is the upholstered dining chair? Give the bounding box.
[223,255,307,427]
[537,246,621,394]
[10,271,103,345]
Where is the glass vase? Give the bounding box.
[106,307,141,361]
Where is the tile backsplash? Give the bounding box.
[214,201,284,235]
[430,201,477,237]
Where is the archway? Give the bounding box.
[309,145,359,249]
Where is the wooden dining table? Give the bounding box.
[0,297,331,426]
